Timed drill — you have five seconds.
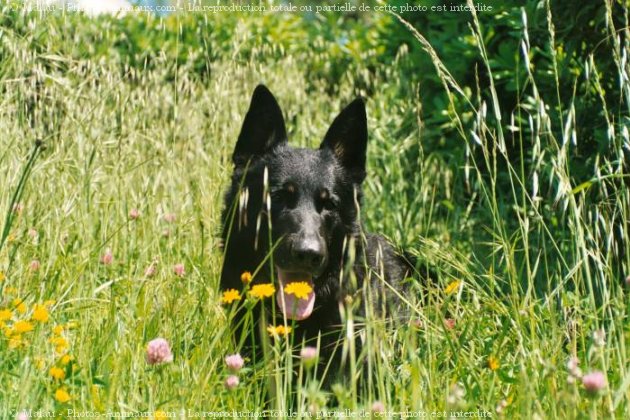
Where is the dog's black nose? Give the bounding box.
[291,239,325,271]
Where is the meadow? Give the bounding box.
[0,0,628,418]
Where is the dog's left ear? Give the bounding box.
[320,98,368,183]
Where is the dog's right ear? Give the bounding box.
[233,84,287,167]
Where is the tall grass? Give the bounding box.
[0,3,628,418]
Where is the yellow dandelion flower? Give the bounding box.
[13,320,34,333]
[54,388,71,403]
[8,334,25,349]
[221,289,241,304]
[34,356,46,370]
[445,280,462,295]
[50,336,69,351]
[52,325,64,335]
[487,356,500,371]
[154,411,169,419]
[60,354,74,365]
[240,271,253,284]
[13,298,27,314]
[249,283,276,299]
[0,272,5,281]
[90,384,103,411]
[0,309,12,321]
[49,366,66,380]
[267,325,292,337]
[283,282,313,300]
[2,324,12,337]
[32,304,50,323]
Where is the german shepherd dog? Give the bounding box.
[220,85,415,372]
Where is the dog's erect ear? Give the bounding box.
[320,98,368,183]
[233,84,287,167]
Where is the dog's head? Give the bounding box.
[226,84,367,320]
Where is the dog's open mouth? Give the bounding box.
[276,268,315,321]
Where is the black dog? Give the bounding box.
[220,85,415,371]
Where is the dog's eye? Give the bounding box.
[318,189,337,211]
[272,183,297,208]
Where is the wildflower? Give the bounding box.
[445,280,462,295]
[300,346,318,367]
[50,336,69,353]
[221,289,241,304]
[154,411,169,420]
[173,263,185,277]
[487,356,500,371]
[249,283,275,299]
[371,401,386,413]
[34,357,46,370]
[0,272,4,281]
[0,309,12,321]
[28,228,38,240]
[13,298,27,314]
[52,325,64,335]
[100,249,113,265]
[410,319,423,330]
[592,329,606,347]
[13,320,34,333]
[8,335,25,349]
[225,354,244,372]
[54,388,71,403]
[446,382,465,405]
[32,304,49,323]
[267,325,292,337]
[49,366,66,380]
[163,213,176,223]
[283,281,313,300]
[29,260,41,271]
[3,323,12,337]
[444,318,456,330]
[496,399,509,414]
[146,338,173,365]
[60,354,73,365]
[224,374,239,390]
[240,271,252,285]
[582,371,606,394]
[128,208,140,220]
[144,262,157,277]
[16,411,29,420]
[566,356,582,379]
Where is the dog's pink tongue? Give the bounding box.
[276,271,315,321]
